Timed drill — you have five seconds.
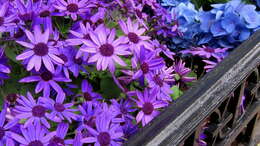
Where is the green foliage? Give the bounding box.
[171,86,183,100]
[100,77,121,99]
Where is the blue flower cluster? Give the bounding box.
[160,0,260,49]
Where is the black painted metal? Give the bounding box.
[124,31,260,146]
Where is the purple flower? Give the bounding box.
[0,2,16,33]
[81,113,124,146]
[39,93,78,123]
[80,80,102,103]
[0,48,10,85]
[11,123,56,146]
[13,92,50,128]
[16,26,64,73]
[48,122,72,146]
[72,131,84,146]
[133,47,165,80]
[110,99,136,121]
[173,60,196,85]
[77,103,97,131]
[152,40,175,60]
[15,0,38,25]
[181,46,228,61]
[19,69,71,98]
[119,18,152,55]
[147,73,173,102]
[203,60,218,72]
[78,24,131,72]
[135,89,167,126]
[240,95,246,113]
[54,0,94,21]
[0,106,17,146]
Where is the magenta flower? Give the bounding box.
[203,60,218,72]
[110,99,136,121]
[81,114,124,146]
[173,60,196,85]
[152,40,175,60]
[54,0,94,21]
[119,18,153,55]
[16,26,64,73]
[19,69,71,98]
[11,123,56,146]
[13,92,50,128]
[39,93,78,123]
[79,24,131,72]
[135,89,167,126]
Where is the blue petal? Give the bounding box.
[199,12,215,32]
[210,21,227,37]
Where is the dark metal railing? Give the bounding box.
[125,31,260,146]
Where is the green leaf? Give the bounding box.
[170,86,183,100]
[100,77,121,99]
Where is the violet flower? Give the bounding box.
[79,24,131,72]
[152,39,175,60]
[80,80,102,103]
[135,89,168,126]
[0,2,16,33]
[81,113,124,146]
[11,123,56,146]
[172,60,196,85]
[0,48,10,85]
[19,69,71,98]
[13,92,50,128]
[119,18,153,55]
[110,99,136,121]
[0,106,17,146]
[54,0,95,21]
[16,26,64,73]
[48,122,72,146]
[39,93,78,123]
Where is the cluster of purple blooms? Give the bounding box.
[0,0,199,145]
[0,0,257,145]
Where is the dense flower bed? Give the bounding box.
[0,0,259,145]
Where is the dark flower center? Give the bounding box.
[83,34,91,40]
[33,0,40,2]
[74,57,83,65]
[49,136,65,145]
[6,93,19,103]
[40,10,50,18]
[33,43,49,56]
[97,132,111,146]
[14,29,24,38]
[204,48,215,53]
[59,54,68,63]
[83,92,92,101]
[40,71,53,81]
[84,116,96,128]
[121,107,128,114]
[32,105,46,117]
[54,103,65,112]
[19,13,33,22]
[142,102,154,115]
[140,62,149,74]
[0,17,4,26]
[153,75,163,87]
[28,140,43,146]
[99,44,114,57]
[0,127,5,140]
[67,4,79,13]
[128,32,139,44]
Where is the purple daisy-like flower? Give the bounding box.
[133,47,165,80]
[79,24,131,72]
[135,89,167,126]
[19,69,71,98]
[181,46,228,61]
[77,103,97,131]
[39,93,78,123]
[147,73,173,102]
[13,92,50,128]
[15,0,38,25]
[81,113,124,146]
[11,123,56,146]
[152,40,175,60]
[110,99,136,121]
[119,18,153,55]
[0,106,18,146]
[0,2,16,33]
[203,60,218,72]
[80,80,102,103]
[54,0,94,21]
[48,122,72,146]
[173,60,196,85]
[16,26,64,73]
[0,48,11,85]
